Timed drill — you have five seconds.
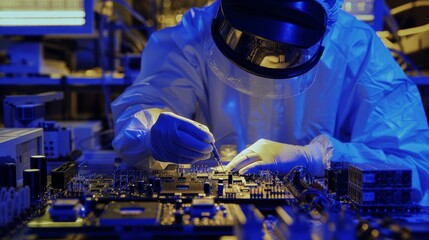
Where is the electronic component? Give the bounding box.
[348,184,412,206]
[2,158,428,239]
[30,155,47,191]
[347,163,414,212]
[99,201,160,226]
[23,169,41,201]
[0,162,16,188]
[160,182,204,196]
[27,200,260,239]
[40,122,72,160]
[49,199,83,222]
[325,162,349,196]
[190,198,215,218]
[0,128,43,187]
[50,161,78,189]
[348,163,412,188]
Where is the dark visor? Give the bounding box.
[211,4,326,79]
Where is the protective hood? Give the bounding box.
[208,0,326,98]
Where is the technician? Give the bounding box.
[111,0,429,204]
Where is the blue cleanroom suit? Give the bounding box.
[111,1,429,205]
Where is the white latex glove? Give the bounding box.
[224,139,325,176]
[260,55,288,69]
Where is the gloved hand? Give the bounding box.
[260,55,288,69]
[224,139,324,176]
[149,112,214,164]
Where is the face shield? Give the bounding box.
[208,0,327,99]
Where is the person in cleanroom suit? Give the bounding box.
[111,0,429,205]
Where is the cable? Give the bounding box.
[284,165,314,185]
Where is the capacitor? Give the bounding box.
[154,178,162,192]
[149,176,155,186]
[30,155,47,191]
[228,173,233,185]
[23,169,41,201]
[146,184,153,197]
[203,182,211,195]
[128,184,135,194]
[137,181,146,194]
[0,163,16,188]
[218,183,224,197]
[175,199,183,210]
[174,209,183,224]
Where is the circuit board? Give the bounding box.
[1,159,429,240]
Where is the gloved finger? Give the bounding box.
[225,151,260,172]
[175,129,213,154]
[160,112,214,143]
[173,116,214,143]
[239,161,274,175]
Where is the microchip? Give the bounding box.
[49,199,82,222]
[99,202,161,226]
[190,198,215,218]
